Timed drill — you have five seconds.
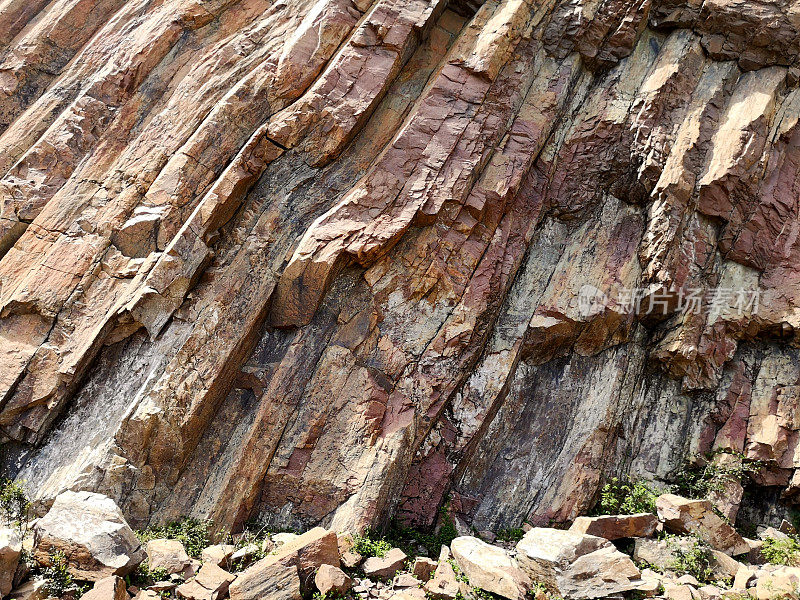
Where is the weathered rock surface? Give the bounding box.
[0,528,22,596]
[657,494,749,555]
[516,528,641,599]
[146,539,192,576]
[569,514,658,540]
[315,564,352,596]
[450,536,530,600]
[81,576,129,600]
[32,491,144,581]
[4,0,800,538]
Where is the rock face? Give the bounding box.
[32,491,145,581]
[5,0,800,535]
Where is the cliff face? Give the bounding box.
[2,0,800,535]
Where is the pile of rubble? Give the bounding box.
[4,490,800,600]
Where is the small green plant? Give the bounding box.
[672,450,764,499]
[41,551,77,597]
[496,528,525,543]
[761,536,800,566]
[352,530,392,558]
[387,500,458,557]
[136,517,212,559]
[129,560,171,588]
[0,479,30,533]
[592,477,658,515]
[669,538,713,583]
[226,522,274,571]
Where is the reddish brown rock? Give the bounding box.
[656,494,749,555]
[80,576,128,600]
[569,514,658,540]
[315,564,352,596]
[175,563,236,600]
[363,548,407,579]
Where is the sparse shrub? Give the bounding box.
[761,536,800,566]
[387,500,458,557]
[352,531,392,558]
[672,450,764,500]
[41,551,78,597]
[136,517,212,559]
[129,560,171,588]
[0,478,30,533]
[592,477,658,516]
[496,528,525,543]
[669,538,713,583]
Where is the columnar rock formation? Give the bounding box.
[2,0,800,534]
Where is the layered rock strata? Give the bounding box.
[2,0,800,534]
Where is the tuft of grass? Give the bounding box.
[136,517,212,559]
[592,477,658,516]
[761,536,800,566]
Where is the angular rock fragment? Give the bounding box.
[515,528,641,599]
[201,545,235,568]
[229,527,338,599]
[81,576,129,600]
[569,514,658,540]
[363,548,407,579]
[175,563,236,600]
[0,528,22,596]
[424,547,461,600]
[315,564,352,595]
[412,557,437,582]
[450,536,530,600]
[33,491,145,581]
[146,539,192,576]
[656,495,749,555]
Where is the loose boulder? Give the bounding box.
[450,536,531,600]
[515,528,641,600]
[146,539,192,576]
[201,545,235,568]
[424,547,461,600]
[656,494,749,556]
[0,528,22,596]
[229,559,301,600]
[33,491,145,581]
[81,576,128,600]
[176,563,236,600]
[412,557,437,581]
[363,548,406,579]
[315,564,352,595]
[229,527,338,599]
[569,514,658,540]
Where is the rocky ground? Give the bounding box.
[3,486,800,600]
